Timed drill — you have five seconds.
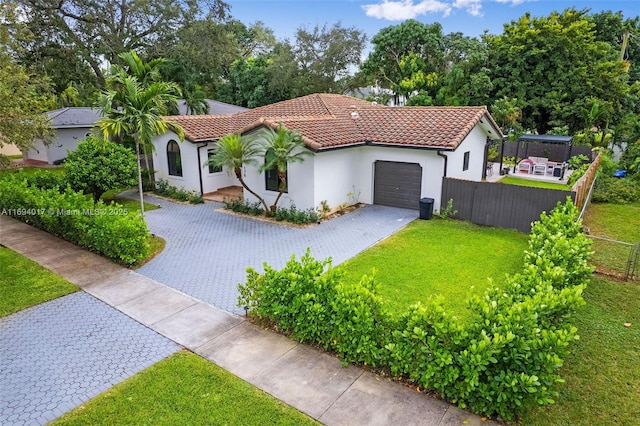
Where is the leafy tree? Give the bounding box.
[589,10,640,84]
[206,133,269,212]
[0,2,54,166]
[18,0,229,87]
[65,136,138,201]
[490,96,523,139]
[96,67,184,216]
[486,8,630,134]
[258,124,313,212]
[361,20,446,102]
[294,22,367,94]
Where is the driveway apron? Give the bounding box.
[0,292,180,426]
[137,197,417,313]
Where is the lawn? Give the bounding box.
[53,350,318,426]
[499,176,571,191]
[520,276,640,425]
[0,247,78,317]
[338,219,529,317]
[584,202,640,277]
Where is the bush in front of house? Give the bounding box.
[237,199,592,421]
[0,176,149,265]
[153,179,204,204]
[223,199,321,225]
[65,136,138,202]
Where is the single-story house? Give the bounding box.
[25,107,101,164]
[25,101,247,165]
[152,93,503,212]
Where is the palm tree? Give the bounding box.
[259,124,313,213]
[96,71,184,217]
[207,133,270,212]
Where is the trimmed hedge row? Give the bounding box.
[238,199,592,420]
[0,175,149,265]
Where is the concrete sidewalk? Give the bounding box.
[0,215,494,425]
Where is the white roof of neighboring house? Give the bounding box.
[48,108,102,128]
[176,100,248,115]
[47,100,247,129]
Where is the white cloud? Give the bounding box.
[453,0,483,16]
[494,0,529,5]
[362,0,452,21]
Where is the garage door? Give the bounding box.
[373,161,422,210]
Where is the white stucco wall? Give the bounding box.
[152,132,238,194]
[443,125,487,182]
[26,127,93,164]
[243,148,316,210]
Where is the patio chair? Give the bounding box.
[517,160,532,174]
[532,164,547,175]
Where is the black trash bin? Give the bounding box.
[419,197,434,220]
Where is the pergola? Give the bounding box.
[499,134,574,179]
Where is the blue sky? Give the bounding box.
[225,0,639,42]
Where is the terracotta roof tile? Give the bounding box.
[164,93,502,150]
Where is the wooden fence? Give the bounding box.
[441,178,575,233]
[572,152,601,209]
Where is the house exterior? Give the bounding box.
[25,108,101,164]
[152,93,503,212]
[25,101,247,165]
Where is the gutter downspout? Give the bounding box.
[196,142,208,196]
[437,150,448,177]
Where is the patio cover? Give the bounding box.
[500,134,574,179]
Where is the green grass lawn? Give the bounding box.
[338,219,529,318]
[499,176,571,190]
[0,247,78,317]
[53,350,318,426]
[520,276,640,425]
[584,202,640,276]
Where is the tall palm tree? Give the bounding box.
[207,133,270,212]
[259,124,313,212]
[96,71,184,217]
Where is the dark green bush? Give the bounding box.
[592,175,640,203]
[153,179,204,204]
[237,199,592,421]
[65,136,138,202]
[0,177,149,265]
[223,198,264,215]
[274,204,321,224]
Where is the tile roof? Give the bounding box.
[164,93,503,151]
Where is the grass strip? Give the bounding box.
[53,351,318,426]
[0,247,78,317]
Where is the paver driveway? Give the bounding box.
[137,196,418,313]
[0,292,180,426]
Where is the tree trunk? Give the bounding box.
[136,142,145,218]
[270,171,287,213]
[234,168,269,213]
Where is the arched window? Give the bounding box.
[167,140,182,176]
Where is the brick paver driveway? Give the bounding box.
[137,197,418,313]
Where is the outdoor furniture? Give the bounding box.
[532,164,547,175]
[517,159,534,173]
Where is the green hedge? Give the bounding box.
[238,198,592,420]
[0,176,149,265]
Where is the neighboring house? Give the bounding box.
[25,107,101,164]
[152,93,503,212]
[176,100,248,115]
[24,100,247,165]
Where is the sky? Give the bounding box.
[225,0,639,42]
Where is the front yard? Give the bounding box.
[338,219,529,317]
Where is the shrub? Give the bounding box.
[275,204,321,224]
[153,179,204,204]
[223,199,264,216]
[237,200,592,421]
[65,136,138,202]
[0,176,149,265]
[592,175,640,203]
